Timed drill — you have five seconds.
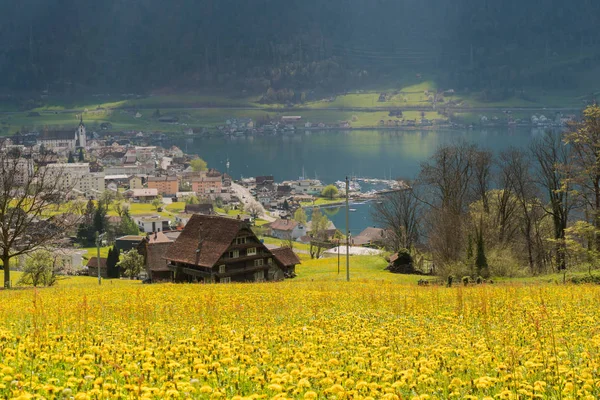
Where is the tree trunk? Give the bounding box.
[2,255,10,289]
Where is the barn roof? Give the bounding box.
[164,214,247,268]
[87,257,107,269]
[271,247,301,267]
[38,130,75,141]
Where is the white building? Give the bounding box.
[44,163,97,196]
[37,119,86,150]
[2,158,34,186]
[132,215,171,233]
[76,173,105,198]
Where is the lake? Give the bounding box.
[168,127,545,233]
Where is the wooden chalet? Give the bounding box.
[270,247,300,278]
[138,232,173,282]
[164,214,290,283]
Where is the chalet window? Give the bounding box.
[218,265,226,274]
[236,237,247,245]
[247,247,257,256]
[267,258,273,265]
[228,250,239,259]
[254,270,264,282]
[254,259,264,267]
[221,277,231,284]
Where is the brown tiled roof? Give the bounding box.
[271,247,301,267]
[38,130,75,141]
[148,176,178,182]
[147,231,172,244]
[144,242,172,272]
[269,219,299,232]
[184,203,214,215]
[164,214,247,267]
[87,257,107,268]
[356,227,385,241]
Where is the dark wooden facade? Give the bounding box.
[165,215,286,283]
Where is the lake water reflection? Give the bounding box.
[169,127,542,232]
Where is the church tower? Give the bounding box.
[76,115,87,148]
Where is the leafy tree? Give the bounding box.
[309,207,331,259]
[190,158,208,172]
[18,249,63,287]
[118,213,140,236]
[293,208,307,225]
[152,195,163,211]
[321,185,339,200]
[117,249,144,279]
[185,195,200,205]
[0,147,79,288]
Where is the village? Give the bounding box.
[1,119,406,286]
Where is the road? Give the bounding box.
[230,183,275,222]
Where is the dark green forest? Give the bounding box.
[2,0,600,95]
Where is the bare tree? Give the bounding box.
[531,131,575,270]
[0,143,76,288]
[246,201,263,219]
[563,105,600,251]
[371,185,421,251]
[499,147,542,274]
[418,142,479,263]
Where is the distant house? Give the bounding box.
[184,203,215,215]
[276,185,292,198]
[138,232,173,282]
[268,219,306,240]
[129,175,143,190]
[164,215,296,283]
[126,188,158,202]
[133,215,170,233]
[87,257,108,278]
[147,176,179,196]
[353,227,387,247]
[115,235,145,253]
[281,116,302,123]
[191,174,223,196]
[256,176,275,187]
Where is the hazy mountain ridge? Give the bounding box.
[2,0,600,96]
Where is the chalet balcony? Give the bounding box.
[222,253,270,264]
[167,263,270,279]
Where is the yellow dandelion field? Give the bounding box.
[0,278,599,399]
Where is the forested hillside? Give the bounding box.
[2,0,600,96]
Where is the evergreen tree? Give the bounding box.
[67,151,75,163]
[78,148,84,162]
[106,247,115,278]
[93,204,107,236]
[475,230,488,278]
[106,246,122,278]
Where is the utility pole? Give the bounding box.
[96,231,105,286]
[345,176,350,282]
[337,239,340,274]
